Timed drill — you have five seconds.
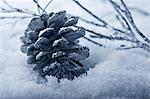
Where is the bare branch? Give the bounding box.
[74,25,137,43]
[32,0,47,14]
[130,7,150,16]
[72,0,125,35]
[78,17,104,27]
[3,0,14,9]
[109,0,150,44]
[1,0,150,53]
[72,0,107,27]
[83,37,104,47]
[0,16,33,19]
[1,0,38,16]
[43,0,53,13]
[116,45,139,50]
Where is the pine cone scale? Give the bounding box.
[20,11,90,82]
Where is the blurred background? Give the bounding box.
[0,0,150,99]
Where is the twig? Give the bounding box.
[72,0,125,35]
[109,0,150,44]
[121,0,150,44]
[74,25,136,43]
[43,0,53,13]
[1,0,150,53]
[129,7,150,16]
[3,0,14,9]
[72,0,106,27]
[78,17,105,27]
[83,37,104,47]
[33,0,47,14]
[1,0,38,16]
[116,46,139,50]
[0,16,33,19]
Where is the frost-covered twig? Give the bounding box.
[43,0,53,13]
[1,0,38,16]
[0,7,38,16]
[83,37,104,47]
[0,16,33,19]
[0,1,38,27]
[0,0,100,47]
[72,0,126,34]
[72,0,106,27]
[1,0,150,53]
[78,17,104,27]
[32,0,47,14]
[130,7,150,16]
[74,25,136,43]
[72,0,150,53]
[109,0,150,44]
[108,0,150,52]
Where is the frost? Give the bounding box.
[1,0,150,99]
[20,11,89,82]
[63,16,79,27]
[28,18,45,32]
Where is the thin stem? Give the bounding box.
[72,0,125,35]
[33,0,47,14]
[79,17,105,27]
[1,0,38,16]
[72,0,106,26]
[110,0,150,44]
[74,25,136,43]
[83,37,104,47]
[0,16,33,19]
[42,0,53,13]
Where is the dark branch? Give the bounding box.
[43,0,53,13]
[32,0,47,14]
[109,0,150,44]
[72,0,106,27]
[83,37,104,47]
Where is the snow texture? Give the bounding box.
[0,0,150,99]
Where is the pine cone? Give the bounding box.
[20,11,89,82]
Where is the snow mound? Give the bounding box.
[0,0,150,99]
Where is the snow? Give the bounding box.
[0,0,150,99]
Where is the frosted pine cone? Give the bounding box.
[20,11,89,82]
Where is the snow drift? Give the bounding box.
[0,0,150,99]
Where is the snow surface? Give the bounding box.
[0,0,150,99]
